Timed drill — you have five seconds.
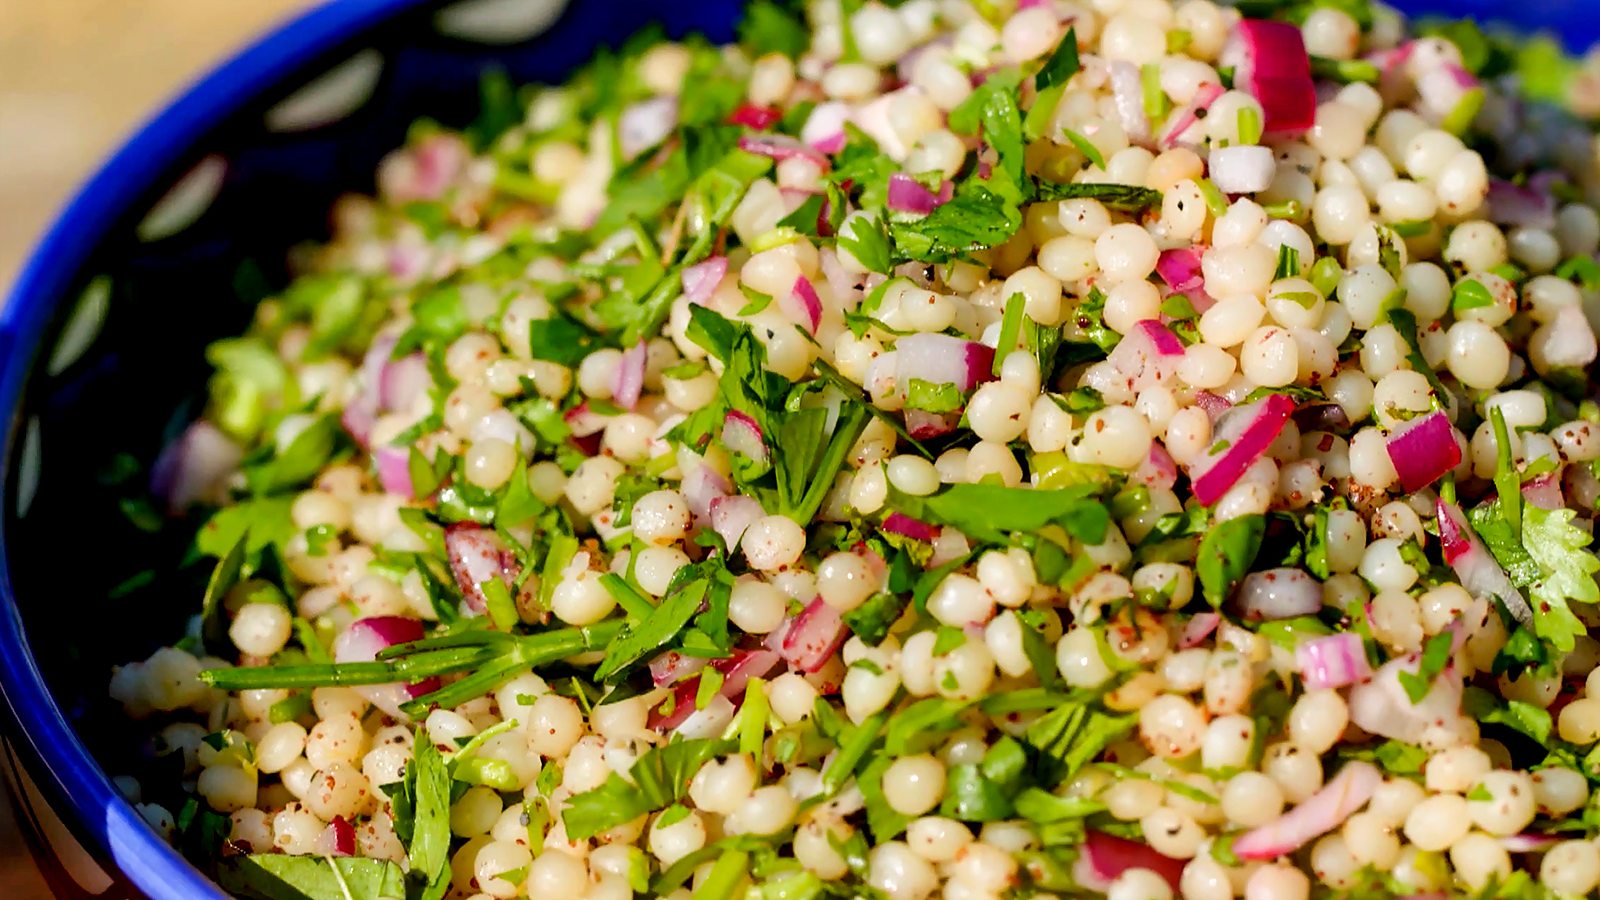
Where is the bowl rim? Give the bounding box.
[0,0,428,894]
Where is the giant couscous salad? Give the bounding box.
[101,0,1600,896]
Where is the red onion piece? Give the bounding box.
[316,816,356,857]
[1156,248,1205,294]
[1486,179,1556,230]
[1522,473,1564,511]
[374,446,415,499]
[1133,443,1179,490]
[1415,63,1480,127]
[618,97,678,160]
[1384,411,1461,493]
[727,103,781,131]
[894,333,996,392]
[1178,612,1221,649]
[1223,20,1317,136]
[780,598,849,673]
[1208,145,1276,194]
[672,694,736,740]
[613,340,647,411]
[905,409,959,440]
[782,276,823,334]
[333,616,439,718]
[379,133,468,203]
[721,410,770,464]
[1436,498,1533,627]
[1161,82,1224,147]
[801,102,852,151]
[652,648,781,731]
[681,255,728,305]
[1348,652,1464,743]
[681,465,732,523]
[819,248,861,303]
[340,400,378,449]
[1193,391,1232,421]
[1232,762,1381,860]
[1108,62,1150,145]
[1072,830,1185,893]
[150,421,244,514]
[379,353,430,414]
[563,401,610,438]
[886,173,946,215]
[445,524,517,616]
[881,512,941,543]
[737,133,830,169]
[1500,833,1561,853]
[1296,632,1372,690]
[1236,568,1321,620]
[649,649,709,687]
[711,494,765,552]
[1106,319,1186,391]
[1187,393,1294,505]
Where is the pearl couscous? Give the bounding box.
[109,1,1600,898]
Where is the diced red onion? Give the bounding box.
[1156,248,1205,294]
[1161,82,1224,147]
[1178,612,1221,649]
[895,333,996,392]
[1384,411,1461,493]
[681,256,728,305]
[1072,830,1185,893]
[1296,632,1372,690]
[780,598,849,673]
[737,133,830,169]
[711,494,765,552]
[681,465,732,522]
[1486,179,1556,230]
[819,248,861,303]
[782,276,823,334]
[340,399,378,449]
[1106,319,1186,391]
[887,173,947,215]
[333,616,439,718]
[1107,61,1149,145]
[1436,498,1533,627]
[1222,20,1317,137]
[672,694,735,739]
[445,524,516,616]
[618,97,678,160]
[1500,833,1561,853]
[1522,473,1564,511]
[1193,391,1232,421]
[1133,442,1178,490]
[928,528,970,568]
[315,816,356,857]
[379,353,430,414]
[721,410,769,464]
[649,649,709,687]
[1236,568,1321,620]
[727,103,781,130]
[613,340,647,411]
[652,648,782,731]
[379,133,468,203]
[1208,145,1277,194]
[150,421,244,514]
[1348,652,1463,743]
[905,409,959,441]
[374,446,415,499]
[1415,63,1480,127]
[1187,393,1294,505]
[1232,762,1381,860]
[563,401,610,438]
[802,101,852,152]
[881,512,940,543]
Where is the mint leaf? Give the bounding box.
[1196,515,1264,607]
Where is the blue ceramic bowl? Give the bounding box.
[0,1,1593,896]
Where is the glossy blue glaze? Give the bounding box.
[0,1,1588,896]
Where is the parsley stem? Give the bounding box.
[696,850,750,900]
[600,573,656,620]
[400,619,626,716]
[198,647,495,691]
[789,404,871,525]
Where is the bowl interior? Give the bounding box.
[0,0,736,893]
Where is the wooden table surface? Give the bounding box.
[0,1,317,892]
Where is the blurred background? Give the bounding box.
[0,1,314,892]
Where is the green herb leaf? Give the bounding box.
[890,483,1110,546]
[563,738,734,840]
[1034,27,1080,90]
[1398,631,1454,703]
[1196,514,1264,608]
[215,855,407,900]
[1031,180,1162,213]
